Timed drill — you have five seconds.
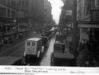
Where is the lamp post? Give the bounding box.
[72,0,79,56]
[13,19,17,40]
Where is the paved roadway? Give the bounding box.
[0,33,42,65]
[0,32,55,65]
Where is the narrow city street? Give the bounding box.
[0,32,55,65]
[0,0,99,70]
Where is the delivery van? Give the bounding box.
[24,38,44,59]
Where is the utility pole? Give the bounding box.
[72,0,79,56]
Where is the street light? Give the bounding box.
[72,0,79,56]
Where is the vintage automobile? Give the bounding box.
[51,41,75,66]
[40,36,49,51]
[24,38,44,63]
[41,30,53,40]
[12,37,49,65]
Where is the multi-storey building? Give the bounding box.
[77,0,91,21]
[77,0,99,22]
[44,0,52,23]
[90,0,99,21]
[0,0,30,45]
[28,0,53,32]
[77,0,91,43]
[59,0,73,41]
[77,0,99,41]
[77,0,99,66]
[0,0,53,48]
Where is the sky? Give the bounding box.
[48,0,64,25]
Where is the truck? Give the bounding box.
[51,35,75,66]
[24,38,44,63]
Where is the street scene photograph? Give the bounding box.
[0,0,99,68]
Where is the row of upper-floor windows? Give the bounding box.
[0,7,16,18]
[95,0,99,7]
[77,0,99,19]
[77,0,90,17]
[77,0,99,7]
[0,0,29,11]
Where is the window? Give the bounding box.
[84,0,91,16]
[86,0,91,15]
[11,11,16,18]
[0,0,6,5]
[7,9,10,17]
[32,42,35,46]
[27,41,30,46]
[0,7,6,17]
[95,0,99,7]
[11,0,17,9]
[7,0,11,7]
[0,25,2,32]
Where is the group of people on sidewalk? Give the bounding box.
[0,31,33,53]
[64,32,99,67]
[76,38,99,67]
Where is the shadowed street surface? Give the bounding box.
[0,33,41,65]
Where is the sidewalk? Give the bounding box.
[0,32,41,65]
[64,36,76,66]
[0,32,38,55]
[0,56,22,65]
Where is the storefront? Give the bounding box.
[0,17,17,44]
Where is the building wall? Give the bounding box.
[59,0,73,24]
[0,0,53,47]
[77,0,91,42]
[77,0,99,41]
[77,0,91,21]
[0,0,30,46]
[90,0,99,21]
[0,0,29,19]
[44,0,53,24]
[77,0,99,21]
[28,0,53,32]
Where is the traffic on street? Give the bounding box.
[0,0,99,68]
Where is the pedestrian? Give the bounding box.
[77,48,91,66]
[77,39,91,67]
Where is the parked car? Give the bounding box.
[51,41,75,66]
[41,36,49,51]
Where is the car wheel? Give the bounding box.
[51,54,54,66]
[41,46,44,53]
[37,51,40,58]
